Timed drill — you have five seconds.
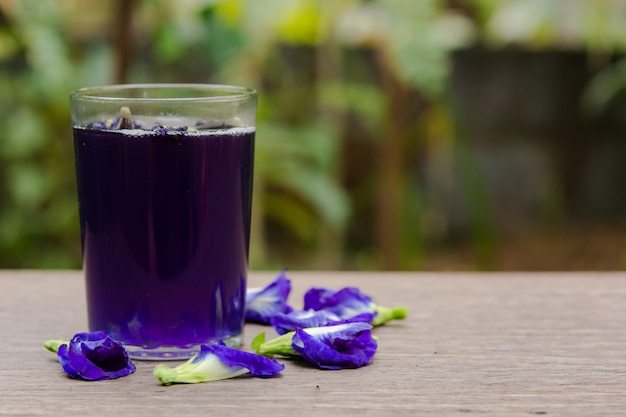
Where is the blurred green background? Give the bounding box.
[2,0,626,271]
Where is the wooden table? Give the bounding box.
[1,270,625,416]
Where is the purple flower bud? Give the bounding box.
[57,331,136,381]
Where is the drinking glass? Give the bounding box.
[70,84,256,359]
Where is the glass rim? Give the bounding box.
[70,83,256,103]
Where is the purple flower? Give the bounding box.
[154,342,284,385]
[304,287,408,326]
[292,322,377,370]
[49,332,136,381]
[252,322,378,370]
[270,309,371,335]
[245,270,293,324]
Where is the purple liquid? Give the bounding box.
[73,126,255,350]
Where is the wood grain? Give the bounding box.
[1,270,625,416]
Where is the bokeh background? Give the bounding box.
[2,0,626,271]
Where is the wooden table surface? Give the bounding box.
[1,270,625,416]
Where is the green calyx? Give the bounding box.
[371,304,409,326]
[44,339,68,353]
[251,331,298,358]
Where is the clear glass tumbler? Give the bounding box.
[70,84,256,360]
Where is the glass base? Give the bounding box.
[125,333,243,361]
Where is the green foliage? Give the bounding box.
[0,0,117,268]
[318,82,386,133]
[377,0,451,99]
[257,121,349,237]
[582,58,626,117]
[6,0,621,270]
[461,0,626,51]
[0,0,463,269]
[0,0,355,269]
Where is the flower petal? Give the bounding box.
[57,344,81,379]
[154,343,284,385]
[200,343,285,377]
[270,309,371,335]
[303,287,377,321]
[303,286,408,326]
[270,309,342,335]
[291,322,377,370]
[245,270,293,324]
[154,352,248,385]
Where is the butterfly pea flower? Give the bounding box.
[245,270,293,324]
[270,309,372,335]
[304,287,408,326]
[154,342,284,385]
[252,322,378,370]
[44,331,136,381]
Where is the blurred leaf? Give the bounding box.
[264,159,350,232]
[155,22,187,63]
[377,0,450,98]
[74,43,115,87]
[198,3,247,70]
[0,210,21,247]
[10,0,81,111]
[0,29,19,61]
[317,81,385,133]
[256,121,350,233]
[257,121,340,173]
[264,193,319,244]
[582,58,626,117]
[214,0,244,25]
[1,108,46,158]
[276,0,324,45]
[8,163,49,208]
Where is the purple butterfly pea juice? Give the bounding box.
[73,125,254,359]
